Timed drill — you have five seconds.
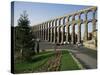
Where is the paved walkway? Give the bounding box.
[68,49,97,69]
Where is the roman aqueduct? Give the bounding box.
[32,6,97,49]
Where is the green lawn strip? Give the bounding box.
[35,51,53,56]
[32,51,54,61]
[14,51,55,73]
[60,50,80,71]
[35,55,56,72]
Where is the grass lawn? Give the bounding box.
[14,51,55,73]
[60,50,80,70]
[14,50,81,73]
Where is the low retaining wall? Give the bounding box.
[83,40,97,50]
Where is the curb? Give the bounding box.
[68,51,85,69]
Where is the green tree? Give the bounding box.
[15,11,35,61]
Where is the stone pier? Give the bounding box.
[32,6,97,48]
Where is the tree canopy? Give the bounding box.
[15,11,35,61]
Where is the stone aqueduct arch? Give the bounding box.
[32,6,97,45]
